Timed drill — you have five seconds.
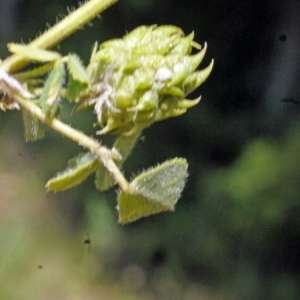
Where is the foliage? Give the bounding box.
[0,0,213,223]
[113,122,300,299]
[1,0,300,299]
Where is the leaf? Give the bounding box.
[15,62,56,80]
[21,109,45,142]
[46,152,100,192]
[118,193,174,224]
[40,60,64,117]
[67,54,89,85]
[95,133,140,191]
[8,43,61,62]
[66,74,87,102]
[118,158,188,224]
[66,54,90,102]
[94,166,115,192]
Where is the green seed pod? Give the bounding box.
[83,25,213,135]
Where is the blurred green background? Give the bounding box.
[1,0,300,299]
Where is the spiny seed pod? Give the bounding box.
[84,25,213,135]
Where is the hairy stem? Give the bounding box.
[17,97,130,192]
[0,0,118,73]
[0,0,128,190]
[0,0,129,191]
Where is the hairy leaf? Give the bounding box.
[46,152,100,192]
[118,158,188,224]
[40,61,64,117]
[8,43,61,62]
[67,54,89,85]
[21,109,45,142]
[66,74,87,102]
[15,62,56,80]
[66,54,90,102]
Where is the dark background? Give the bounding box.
[1,0,300,299]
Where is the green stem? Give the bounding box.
[0,0,128,191]
[0,0,118,73]
[17,97,129,192]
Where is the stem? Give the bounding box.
[0,0,118,73]
[0,0,128,191]
[17,97,130,192]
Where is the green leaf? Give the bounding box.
[8,43,61,62]
[66,54,90,102]
[15,62,55,80]
[118,158,188,224]
[21,109,45,142]
[66,74,87,102]
[67,54,89,85]
[40,60,64,117]
[46,152,100,192]
[95,132,140,191]
[94,166,115,192]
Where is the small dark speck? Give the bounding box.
[150,248,167,267]
[38,265,43,269]
[279,34,287,42]
[281,98,299,105]
[84,232,91,253]
[84,238,91,245]
[18,152,23,157]
[84,232,91,245]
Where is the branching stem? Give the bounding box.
[17,97,130,192]
[0,0,130,192]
